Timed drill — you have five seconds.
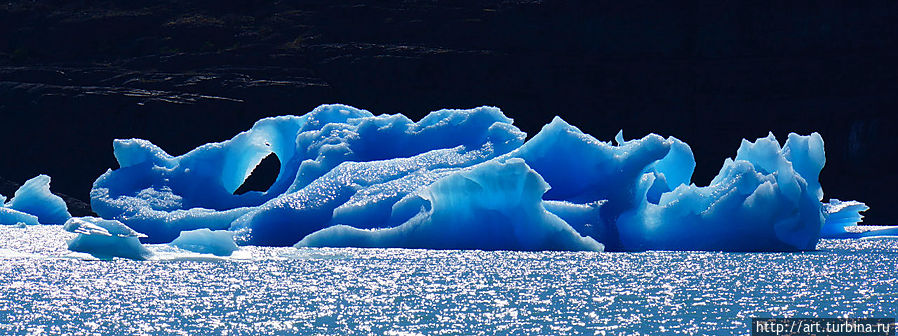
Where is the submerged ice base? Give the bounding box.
[91,104,879,252]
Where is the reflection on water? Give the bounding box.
[0,226,895,335]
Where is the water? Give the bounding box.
[0,226,895,335]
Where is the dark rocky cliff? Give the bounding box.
[1,1,896,223]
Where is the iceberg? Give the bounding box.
[0,175,71,226]
[500,118,697,250]
[170,229,240,256]
[89,104,876,252]
[821,199,870,238]
[92,104,525,244]
[64,217,153,260]
[615,133,826,251]
[0,208,40,226]
[821,200,896,238]
[297,159,604,251]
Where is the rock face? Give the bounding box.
[1,1,896,224]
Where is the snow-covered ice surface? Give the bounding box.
[0,225,895,335]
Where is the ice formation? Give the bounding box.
[64,217,152,260]
[0,175,71,226]
[614,133,826,251]
[92,104,524,244]
[0,208,39,227]
[90,104,880,252]
[297,159,604,251]
[170,229,239,256]
[819,200,897,238]
[821,199,869,238]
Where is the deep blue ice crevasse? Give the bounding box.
[0,175,71,225]
[296,158,604,251]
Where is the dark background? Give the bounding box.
[1,1,895,223]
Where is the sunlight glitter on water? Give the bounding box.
[0,225,895,335]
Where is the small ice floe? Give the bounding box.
[63,217,153,260]
[169,228,240,257]
[0,175,71,226]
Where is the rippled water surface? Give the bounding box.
[0,226,895,335]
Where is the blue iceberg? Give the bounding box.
[0,175,71,226]
[92,104,524,244]
[170,229,240,256]
[822,199,870,238]
[90,104,879,252]
[615,133,826,251]
[820,200,897,238]
[64,217,152,260]
[297,158,604,251]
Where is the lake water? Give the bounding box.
[0,225,895,335]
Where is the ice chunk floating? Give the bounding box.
[819,199,896,238]
[170,229,239,256]
[91,104,878,252]
[64,217,152,260]
[297,158,603,251]
[0,175,71,226]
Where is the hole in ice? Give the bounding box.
[233,153,281,195]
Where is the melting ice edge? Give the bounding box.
[2,104,895,259]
